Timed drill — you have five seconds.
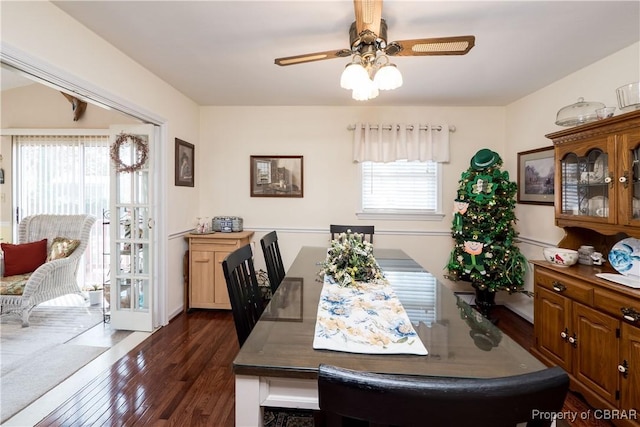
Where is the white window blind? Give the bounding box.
[361,160,439,213]
[381,259,437,326]
[561,161,579,214]
[386,270,437,326]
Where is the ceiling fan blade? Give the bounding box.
[275,49,352,66]
[354,0,382,38]
[386,35,475,56]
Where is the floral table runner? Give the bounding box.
[313,275,428,355]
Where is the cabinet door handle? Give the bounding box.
[619,171,629,188]
[621,307,640,323]
[605,173,613,186]
[618,360,629,378]
[568,334,578,348]
[560,328,569,341]
[552,281,566,292]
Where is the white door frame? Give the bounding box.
[1,42,169,328]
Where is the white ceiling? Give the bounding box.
[18,1,640,106]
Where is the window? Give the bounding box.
[14,133,110,286]
[359,160,443,220]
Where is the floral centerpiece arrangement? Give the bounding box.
[319,231,384,286]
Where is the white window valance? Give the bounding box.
[351,123,451,163]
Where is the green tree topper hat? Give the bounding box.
[470,148,500,170]
[446,148,527,294]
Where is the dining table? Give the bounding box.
[233,246,545,427]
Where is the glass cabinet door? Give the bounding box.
[560,149,610,218]
[629,141,640,222]
[617,137,640,225]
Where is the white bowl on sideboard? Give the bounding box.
[543,247,579,267]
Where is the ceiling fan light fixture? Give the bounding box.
[274,2,476,101]
[352,78,379,101]
[373,63,402,90]
[340,61,368,90]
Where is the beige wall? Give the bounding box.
[199,105,506,280]
[504,42,640,319]
[199,43,640,322]
[1,83,140,129]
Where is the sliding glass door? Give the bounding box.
[13,132,110,287]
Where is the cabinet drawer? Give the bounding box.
[535,268,593,305]
[594,288,640,324]
[191,240,243,253]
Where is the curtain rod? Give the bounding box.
[347,124,456,132]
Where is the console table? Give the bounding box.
[184,231,254,311]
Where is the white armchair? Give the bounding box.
[0,214,96,327]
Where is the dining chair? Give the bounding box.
[260,230,286,294]
[221,244,264,347]
[329,225,374,243]
[317,364,569,427]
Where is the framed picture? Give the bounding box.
[250,155,303,197]
[517,146,555,205]
[261,277,303,322]
[175,138,194,187]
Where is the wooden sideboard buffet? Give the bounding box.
[531,262,640,426]
[184,231,254,311]
[530,110,640,426]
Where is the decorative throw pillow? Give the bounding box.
[0,273,32,295]
[1,239,48,277]
[48,237,81,261]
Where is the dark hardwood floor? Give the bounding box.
[37,310,238,427]
[36,306,611,426]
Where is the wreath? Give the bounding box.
[110,133,149,173]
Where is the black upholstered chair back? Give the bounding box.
[222,244,264,347]
[317,364,569,427]
[260,230,286,293]
[329,225,374,243]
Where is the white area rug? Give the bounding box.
[0,305,106,423]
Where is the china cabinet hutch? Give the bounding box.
[185,231,254,311]
[532,110,640,427]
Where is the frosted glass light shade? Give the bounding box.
[340,63,368,90]
[374,64,403,90]
[352,79,379,101]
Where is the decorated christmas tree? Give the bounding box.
[445,148,527,299]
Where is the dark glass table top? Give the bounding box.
[233,246,544,380]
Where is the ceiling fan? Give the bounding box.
[274,0,475,100]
